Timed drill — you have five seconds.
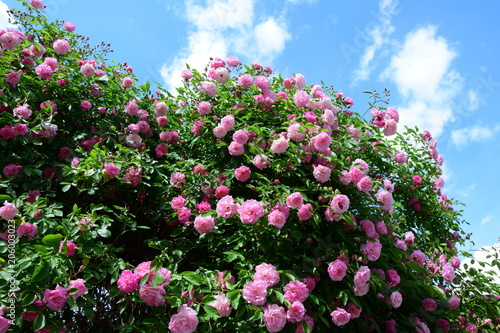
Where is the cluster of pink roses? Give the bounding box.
[42,279,87,311]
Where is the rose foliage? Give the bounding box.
[1,1,499,332]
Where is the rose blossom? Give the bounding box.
[287,123,305,142]
[422,298,437,311]
[442,263,455,284]
[357,176,373,193]
[346,302,362,319]
[238,199,264,224]
[53,39,70,54]
[193,215,216,234]
[328,259,347,281]
[331,308,351,327]
[0,201,19,221]
[312,132,332,151]
[43,285,67,311]
[293,90,310,107]
[209,293,231,317]
[313,164,331,183]
[287,301,306,323]
[448,295,460,310]
[354,266,370,286]
[104,162,120,178]
[284,281,309,303]
[330,194,349,214]
[376,190,394,212]
[297,204,313,221]
[139,284,166,306]
[270,137,289,153]
[17,223,38,240]
[268,209,287,229]
[59,240,77,256]
[263,304,287,332]
[286,192,304,209]
[117,270,140,293]
[386,269,400,287]
[254,263,280,287]
[67,279,87,299]
[242,281,267,305]
[216,195,237,218]
[295,315,314,333]
[200,81,217,96]
[168,305,198,333]
[234,166,251,181]
[395,152,407,164]
[361,240,382,261]
[253,154,271,170]
[390,291,403,308]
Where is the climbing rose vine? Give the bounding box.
[1,1,499,332]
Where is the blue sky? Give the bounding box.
[2,0,499,255]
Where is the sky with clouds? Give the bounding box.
[1,0,499,261]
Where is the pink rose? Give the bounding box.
[313,164,331,183]
[53,39,70,55]
[238,73,253,88]
[0,316,11,332]
[286,192,303,209]
[168,305,198,333]
[67,279,87,299]
[242,281,267,305]
[17,223,38,240]
[0,31,21,50]
[3,164,22,177]
[297,203,313,221]
[328,259,347,281]
[384,119,397,136]
[349,166,363,183]
[270,137,289,153]
[139,284,166,306]
[117,270,140,293]
[234,166,251,181]
[287,301,306,323]
[361,240,382,261]
[181,69,193,80]
[220,115,235,131]
[196,101,211,115]
[226,55,241,67]
[253,154,271,170]
[213,67,229,83]
[312,132,332,151]
[330,194,349,214]
[0,201,19,221]
[209,293,231,317]
[338,170,352,185]
[395,152,407,164]
[354,266,370,286]
[390,291,403,308]
[448,295,460,310]
[283,280,309,303]
[376,190,394,212]
[331,308,351,327]
[193,215,216,234]
[200,81,217,97]
[43,285,67,311]
[442,263,455,284]
[268,209,287,229]
[346,302,362,319]
[64,21,76,32]
[103,162,120,178]
[122,76,133,88]
[287,123,305,142]
[254,263,280,287]
[386,269,400,287]
[80,63,95,78]
[170,172,186,187]
[238,199,264,224]
[410,250,426,266]
[30,0,44,9]
[422,298,437,311]
[293,90,310,107]
[360,220,377,239]
[354,282,370,296]
[357,176,373,193]
[216,196,237,218]
[59,240,77,256]
[263,304,287,332]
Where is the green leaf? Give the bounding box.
[21,292,37,307]
[204,305,220,318]
[32,262,50,282]
[41,234,63,246]
[180,272,204,285]
[33,313,46,331]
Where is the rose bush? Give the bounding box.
[1,1,499,332]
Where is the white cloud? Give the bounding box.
[382,25,461,137]
[481,215,494,225]
[0,1,15,30]
[451,123,500,147]
[352,0,398,84]
[467,89,480,111]
[253,18,291,64]
[461,244,500,285]
[160,0,291,92]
